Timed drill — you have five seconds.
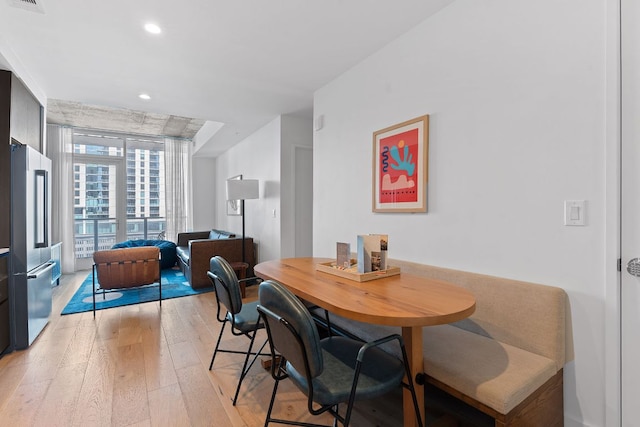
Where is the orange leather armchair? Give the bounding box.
[92,246,161,316]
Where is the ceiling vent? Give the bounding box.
[7,0,45,13]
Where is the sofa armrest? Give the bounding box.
[188,238,255,288]
[177,231,211,247]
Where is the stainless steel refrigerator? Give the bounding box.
[10,143,53,350]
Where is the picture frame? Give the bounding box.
[372,115,429,213]
[226,174,243,216]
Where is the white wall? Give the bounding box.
[214,117,282,263]
[280,115,313,257]
[191,155,217,231]
[313,1,607,426]
[195,115,313,263]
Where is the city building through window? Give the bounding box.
[72,130,166,259]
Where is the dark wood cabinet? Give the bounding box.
[0,251,9,355]
[0,70,43,249]
[10,73,42,151]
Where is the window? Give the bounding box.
[72,130,166,259]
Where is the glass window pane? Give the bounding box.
[73,132,124,156]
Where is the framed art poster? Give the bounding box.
[226,174,242,216]
[372,115,429,213]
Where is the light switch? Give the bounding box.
[570,206,580,220]
[564,200,586,226]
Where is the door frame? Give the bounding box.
[72,154,126,270]
[605,0,621,425]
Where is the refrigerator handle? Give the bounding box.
[27,262,55,279]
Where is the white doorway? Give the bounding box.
[294,145,313,257]
[72,156,126,270]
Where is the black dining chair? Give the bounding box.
[256,279,423,427]
[208,255,269,406]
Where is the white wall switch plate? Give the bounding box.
[564,200,586,226]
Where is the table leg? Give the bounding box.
[402,326,424,427]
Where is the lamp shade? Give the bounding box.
[226,179,259,200]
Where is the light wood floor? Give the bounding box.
[0,271,408,427]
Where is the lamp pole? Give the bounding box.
[241,199,246,264]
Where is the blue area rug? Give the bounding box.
[61,268,212,315]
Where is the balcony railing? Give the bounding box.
[74,217,166,259]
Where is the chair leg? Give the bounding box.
[233,331,270,405]
[233,329,258,405]
[342,361,363,427]
[332,406,339,427]
[210,320,228,370]
[324,309,333,337]
[92,266,96,318]
[264,375,281,427]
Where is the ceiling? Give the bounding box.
[46,99,206,139]
[0,0,454,156]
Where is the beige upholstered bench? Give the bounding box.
[310,259,572,427]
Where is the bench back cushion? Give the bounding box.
[392,259,569,371]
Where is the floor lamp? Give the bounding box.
[226,178,259,265]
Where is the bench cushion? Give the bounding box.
[310,309,558,415]
[423,324,557,415]
[394,259,569,371]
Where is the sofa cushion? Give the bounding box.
[176,246,189,265]
[209,229,235,240]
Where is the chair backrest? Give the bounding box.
[258,280,323,379]
[93,246,160,290]
[209,256,243,314]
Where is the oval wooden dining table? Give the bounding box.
[254,257,477,427]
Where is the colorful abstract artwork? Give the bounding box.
[372,115,429,213]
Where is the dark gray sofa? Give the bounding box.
[176,229,255,289]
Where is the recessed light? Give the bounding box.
[139,93,151,100]
[144,23,162,34]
